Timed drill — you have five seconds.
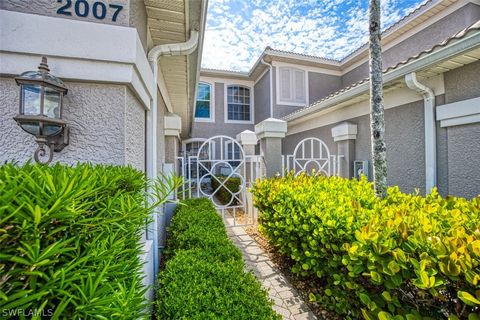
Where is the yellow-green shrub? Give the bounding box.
[251,173,480,319]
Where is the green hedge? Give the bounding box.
[251,173,480,320]
[155,198,280,320]
[211,176,242,205]
[0,163,156,319]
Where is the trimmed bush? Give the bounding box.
[251,173,480,319]
[155,198,280,320]
[0,163,177,319]
[211,176,242,205]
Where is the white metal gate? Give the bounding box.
[282,137,341,176]
[176,135,263,226]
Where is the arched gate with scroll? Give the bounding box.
[178,135,262,226]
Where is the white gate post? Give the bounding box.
[331,122,357,178]
[237,130,257,157]
[237,130,258,224]
[237,130,257,182]
[255,118,287,177]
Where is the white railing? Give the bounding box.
[174,135,265,227]
[282,137,341,177]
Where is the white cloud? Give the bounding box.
[202,0,426,71]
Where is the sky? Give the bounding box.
[201,0,427,72]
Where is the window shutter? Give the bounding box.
[279,68,292,101]
[294,69,305,103]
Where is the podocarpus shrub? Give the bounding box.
[155,198,280,320]
[0,163,173,319]
[211,175,241,205]
[251,173,480,320]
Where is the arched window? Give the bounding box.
[226,85,251,122]
[195,82,213,121]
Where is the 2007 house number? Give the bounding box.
[57,0,123,22]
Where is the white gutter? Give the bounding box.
[260,59,274,117]
[405,72,436,194]
[146,30,199,278]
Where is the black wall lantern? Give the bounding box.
[14,57,69,164]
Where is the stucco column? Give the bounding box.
[255,118,287,177]
[161,114,182,254]
[164,114,182,166]
[237,130,257,156]
[331,122,357,178]
[236,130,257,183]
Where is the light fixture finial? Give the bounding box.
[38,56,50,73]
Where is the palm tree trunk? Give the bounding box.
[369,0,388,198]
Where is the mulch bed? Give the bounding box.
[244,225,342,320]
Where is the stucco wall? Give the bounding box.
[444,60,480,103]
[385,101,426,193]
[283,100,427,194]
[446,123,480,199]
[254,70,271,123]
[282,125,337,157]
[308,71,342,103]
[442,61,480,198]
[191,82,254,139]
[0,77,146,169]
[125,89,145,171]
[342,3,480,87]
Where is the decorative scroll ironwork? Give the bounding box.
[33,137,54,164]
[284,137,335,176]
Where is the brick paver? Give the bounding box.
[226,225,317,320]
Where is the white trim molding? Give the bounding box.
[194,81,215,123]
[236,130,258,146]
[436,96,480,127]
[0,9,154,110]
[181,138,217,158]
[224,83,255,125]
[255,118,287,139]
[331,122,358,142]
[273,62,310,107]
[164,114,182,138]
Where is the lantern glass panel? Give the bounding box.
[42,123,63,136]
[21,122,41,136]
[44,87,61,119]
[22,85,41,115]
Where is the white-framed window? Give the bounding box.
[182,138,216,177]
[226,140,241,161]
[182,138,215,158]
[194,82,214,122]
[277,66,307,106]
[224,140,242,172]
[225,85,253,123]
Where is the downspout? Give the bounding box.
[146,30,199,278]
[260,59,273,118]
[405,72,436,194]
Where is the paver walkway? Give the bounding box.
[226,225,317,320]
